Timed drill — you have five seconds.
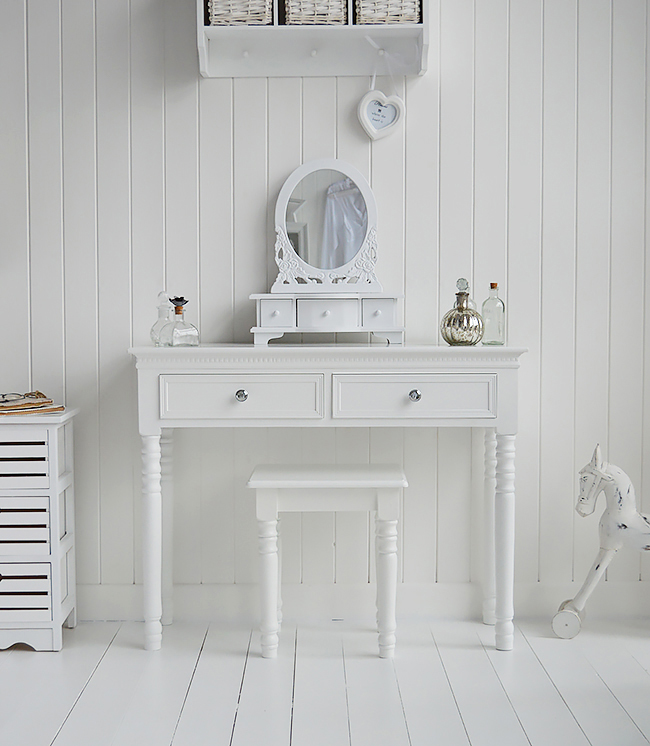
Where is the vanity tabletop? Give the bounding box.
[129,344,527,367]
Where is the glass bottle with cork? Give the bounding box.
[159,296,199,347]
[481,283,505,345]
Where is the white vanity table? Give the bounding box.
[130,343,525,652]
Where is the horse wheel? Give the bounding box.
[552,604,582,639]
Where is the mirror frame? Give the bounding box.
[271,159,383,294]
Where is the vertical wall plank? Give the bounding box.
[606,0,646,582]
[27,0,65,403]
[164,0,200,320]
[96,0,135,584]
[538,0,578,585]
[643,3,650,582]
[404,0,439,344]
[0,0,30,391]
[232,78,267,341]
[61,0,100,585]
[473,0,508,304]
[573,0,611,583]
[335,428,371,584]
[131,0,166,346]
[507,0,543,584]
[199,78,234,343]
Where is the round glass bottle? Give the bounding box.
[440,279,484,346]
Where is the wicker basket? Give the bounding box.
[355,0,420,24]
[208,0,273,25]
[284,0,347,25]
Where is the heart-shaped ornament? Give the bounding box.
[357,90,405,141]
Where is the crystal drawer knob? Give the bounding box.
[323,310,331,317]
[271,310,280,317]
[409,389,422,402]
[235,389,248,402]
[374,309,382,316]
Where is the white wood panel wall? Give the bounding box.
[1,0,649,618]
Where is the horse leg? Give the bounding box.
[552,547,617,638]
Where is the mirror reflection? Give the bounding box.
[285,169,368,270]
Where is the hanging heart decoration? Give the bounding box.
[357,90,405,141]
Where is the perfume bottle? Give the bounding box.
[150,292,173,346]
[481,283,505,346]
[159,297,199,347]
[440,278,484,346]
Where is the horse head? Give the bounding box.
[577,444,611,517]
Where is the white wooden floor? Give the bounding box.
[3,617,650,746]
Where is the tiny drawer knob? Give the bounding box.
[235,389,249,402]
[374,309,382,316]
[409,389,422,402]
[323,310,331,317]
[271,310,280,317]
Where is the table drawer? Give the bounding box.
[297,299,358,330]
[0,563,51,622]
[259,299,295,328]
[332,374,497,419]
[362,298,396,329]
[0,497,50,555]
[160,375,324,420]
[0,431,49,489]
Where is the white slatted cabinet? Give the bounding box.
[0,410,78,651]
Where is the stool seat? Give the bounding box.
[248,464,408,490]
[248,463,406,659]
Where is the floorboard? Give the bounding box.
[430,620,530,746]
[291,624,350,746]
[171,625,252,746]
[230,626,297,746]
[343,625,410,746]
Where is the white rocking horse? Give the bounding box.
[552,444,650,639]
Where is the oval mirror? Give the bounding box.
[271,159,382,294]
[285,169,368,270]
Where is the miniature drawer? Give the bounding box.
[160,374,324,420]
[0,431,49,489]
[332,374,497,419]
[297,299,358,330]
[361,298,396,329]
[0,497,50,555]
[0,563,51,622]
[259,298,295,328]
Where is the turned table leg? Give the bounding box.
[483,428,497,626]
[142,434,163,651]
[160,430,174,626]
[495,433,516,651]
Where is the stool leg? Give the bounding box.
[258,518,280,658]
[376,504,398,658]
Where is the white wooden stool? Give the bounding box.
[247,464,407,659]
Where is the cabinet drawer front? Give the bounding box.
[297,299,358,330]
[333,374,497,419]
[362,298,396,329]
[0,435,49,489]
[160,375,324,420]
[0,497,50,555]
[259,299,294,328]
[0,563,51,621]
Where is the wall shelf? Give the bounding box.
[197,1,428,78]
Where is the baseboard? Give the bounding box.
[77,581,650,623]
